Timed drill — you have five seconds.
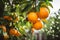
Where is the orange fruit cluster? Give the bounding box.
[0,15,21,37]
[9,28,21,36]
[27,7,49,31]
[3,15,19,23]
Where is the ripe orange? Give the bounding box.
[9,28,16,35]
[27,12,38,23]
[37,7,49,19]
[0,25,6,32]
[33,21,42,30]
[3,16,12,20]
[9,28,20,36]
[15,31,21,36]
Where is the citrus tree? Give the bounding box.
[0,0,53,40]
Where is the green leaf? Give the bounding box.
[19,27,26,35]
[42,19,48,23]
[39,0,53,1]
[46,0,49,5]
[21,2,33,13]
[26,21,32,29]
[48,0,53,1]
[48,2,53,8]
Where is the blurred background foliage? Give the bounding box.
[46,9,60,40]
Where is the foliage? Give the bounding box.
[0,0,53,40]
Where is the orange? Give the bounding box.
[9,28,17,35]
[0,25,6,32]
[15,31,21,36]
[3,16,12,20]
[27,12,38,23]
[37,7,49,19]
[33,21,42,30]
[9,28,20,36]
[9,29,15,35]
